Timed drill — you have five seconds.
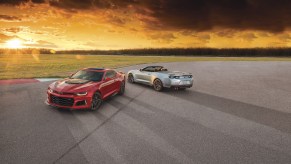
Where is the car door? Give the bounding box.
[110,70,119,92]
[141,67,153,83]
[102,70,117,98]
[136,67,152,83]
[135,69,146,81]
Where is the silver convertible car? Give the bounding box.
[127,66,193,91]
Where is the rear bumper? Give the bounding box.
[170,84,193,88]
[46,92,92,110]
[163,78,194,88]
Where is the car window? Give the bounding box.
[143,67,154,72]
[143,66,163,72]
[71,70,104,82]
[105,70,116,79]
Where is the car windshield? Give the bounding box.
[143,66,167,72]
[70,70,104,82]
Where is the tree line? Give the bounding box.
[1,48,291,56]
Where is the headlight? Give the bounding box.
[75,92,87,96]
[48,88,53,93]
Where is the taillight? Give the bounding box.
[169,76,180,79]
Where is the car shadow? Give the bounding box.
[161,89,291,134]
[54,82,291,134]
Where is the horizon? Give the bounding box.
[2,47,291,51]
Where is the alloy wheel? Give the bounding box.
[91,92,102,111]
[118,82,125,95]
[153,79,163,91]
[128,74,134,83]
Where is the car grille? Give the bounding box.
[53,90,74,95]
[50,95,74,107]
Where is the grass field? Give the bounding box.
[0,54,291,80]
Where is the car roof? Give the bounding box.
[144,66,164,68]
[82,68,116,72]
[83,68,106,72]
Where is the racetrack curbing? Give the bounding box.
[0,78,60,85]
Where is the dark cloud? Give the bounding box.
[32,0,45,3]
[137,0,291,32]
[0,0,28,5]
[0,14,21,22]
[48,0,291,32]
[106,15,127,25]
[48,0,137,11]
[1,0,291,32]
[49,0,94,10]
[0,0,44,5]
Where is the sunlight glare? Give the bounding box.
[5,39,23,49]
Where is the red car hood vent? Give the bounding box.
[65,79,90,84]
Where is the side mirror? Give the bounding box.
[140,69,143,71]
[104,77,111,81]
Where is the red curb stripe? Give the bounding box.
[0,79,40,85]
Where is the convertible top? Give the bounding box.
[142,66,167,72]
[146,66,163,68]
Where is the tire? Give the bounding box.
[118,81,125,95]
[179,88,186,90]
[153,79,163,92]
[91,92,102,111]
[128,74,134,83]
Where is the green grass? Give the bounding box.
[0,54,290,80]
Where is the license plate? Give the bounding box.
[181,81,191,85]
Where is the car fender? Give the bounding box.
[127,70,139,80]
[150,73,171,87]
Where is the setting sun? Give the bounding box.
[5,39,23,49]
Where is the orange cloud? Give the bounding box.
[1,0,291,49]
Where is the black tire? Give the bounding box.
[128,74,134,83]
[153,79,163,92]
[118,81,125,95]
[91,92,102,111]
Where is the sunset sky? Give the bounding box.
[0,0,291,50]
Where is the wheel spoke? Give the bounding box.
[154,79,162,91]
[128,75,134,83]
[91,93,101,110]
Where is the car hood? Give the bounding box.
[50,78,97,93]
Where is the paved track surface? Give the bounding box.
[1,62,291,164]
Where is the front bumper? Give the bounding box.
[46,91,92,110]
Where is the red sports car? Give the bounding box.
[46,68,125,110]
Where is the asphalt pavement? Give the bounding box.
[1,61,291,164]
